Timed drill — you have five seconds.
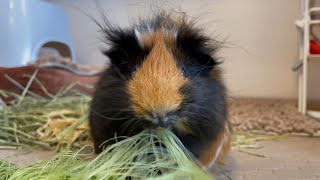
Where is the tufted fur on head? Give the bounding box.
[89,12,231,168]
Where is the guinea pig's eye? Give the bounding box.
[181,67,187,77]
[132,66,138,76]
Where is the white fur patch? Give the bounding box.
[134,24,178,48]
[134,28,144,48]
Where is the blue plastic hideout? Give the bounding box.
[0,0,75,67]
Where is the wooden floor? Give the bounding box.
[212,136,320,180]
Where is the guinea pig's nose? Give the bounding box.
[151,112,170,128]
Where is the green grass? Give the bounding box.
[1,129,214,180]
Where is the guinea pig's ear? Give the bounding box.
[193,51,218,68]
[100,23,146,77]
[176,24,220,76]
[188,51,219,76]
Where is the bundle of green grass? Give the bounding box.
[0,73,214,180]
[1,129,213,180]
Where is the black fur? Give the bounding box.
[89,13,228,161]
[103,28,148,78]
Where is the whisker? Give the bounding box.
[183,103,212,111]
[91,110,129,120]
[120,118,138,134]
[182,110,212,121]
[97,108,134,113]
[126,120,144,135]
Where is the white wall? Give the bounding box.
[52,0,319,100]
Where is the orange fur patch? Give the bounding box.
[199,122,231,167]
[128,31,188,117]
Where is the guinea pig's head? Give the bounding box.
[94,13,227,140]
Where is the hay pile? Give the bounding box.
[0,81,91,150]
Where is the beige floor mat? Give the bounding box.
[229,98,320,136]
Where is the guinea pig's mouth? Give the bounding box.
[140,116,191,136]
[140,112,173,129]
[141,117,174,131]
[151,116,192,136]
[152,117,171,127]
[148,120,173,130]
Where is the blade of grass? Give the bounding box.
[22,74,54,98]
[18,69,38,104]
[4,74,42,99]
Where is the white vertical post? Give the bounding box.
[302,0,309,114]
[298,0,304,112]
[298,70,303,112]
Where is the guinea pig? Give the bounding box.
[89,12,231,168]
